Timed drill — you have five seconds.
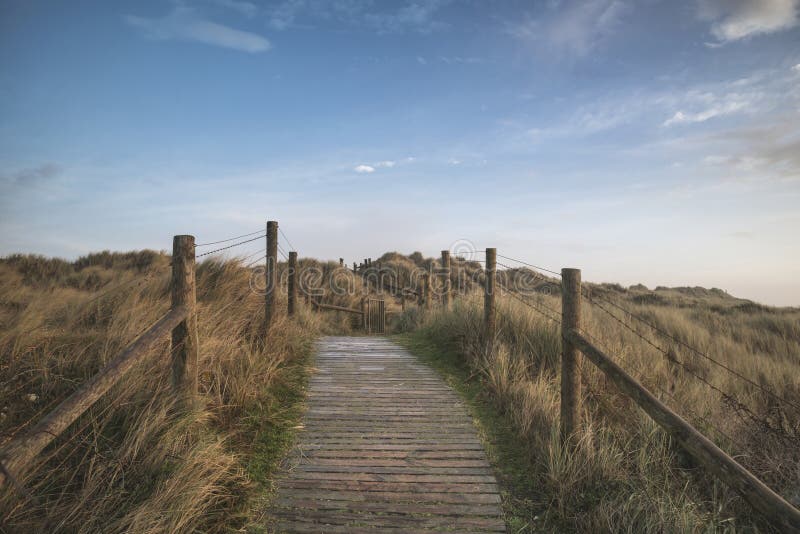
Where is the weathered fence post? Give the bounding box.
[440,250,451,309]
[288,251,297,317]
[424,270,432,310]
[171,235,199,401]
[339,258,344,267]
[560,268,582,443]
[361,297,368,331]
[265,220,278,334]
[484,248,496,352]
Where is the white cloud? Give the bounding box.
[509,0,632,57]
[793,63,800,72]
[698,0,798,43]
[662,79,772,127]
[663,100,749,126]
[125,7,271,53]
[354,160,398,173]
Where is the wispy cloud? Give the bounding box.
[125,7,271,53]
[508,0,632,57]
[662,71,787,127]
[663,98,750,126]
[354,164,375,173]
[698,0,799,43]
[265,0,451,34]
[206,0,259,18]
[416,55,485,65]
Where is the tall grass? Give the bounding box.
[0,252,346,532]
[400,282,800,532]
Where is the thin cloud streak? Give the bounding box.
[125,7,271,53]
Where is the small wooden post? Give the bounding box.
[353,262,357,273]
[440,250,451,309]
[171,235,199,401]
[484,248,497,351]
[560,268,582,443]
[424,270,432,310]
[265,221,278,334]
[361,297,368,331]
[288,251,297,317]
[339,258,344,267]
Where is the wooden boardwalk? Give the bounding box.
[269,336,506,533]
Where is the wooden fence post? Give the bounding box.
[424,270,432,310]
[171,235,199,401]
[560,268,582,443]
[265,221,278,334]
[361,297,368,331]
[484,248,496,352]
[440,250,451,309]
[288,251,297,317]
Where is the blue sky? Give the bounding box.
[1,0,799,305]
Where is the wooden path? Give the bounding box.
[269,336,506,533]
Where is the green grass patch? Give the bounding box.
[239,341,316,532]
[394,332,552,533]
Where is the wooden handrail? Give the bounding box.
[314,302,363,315]
[0,305,189,487]
[565,328,800,532]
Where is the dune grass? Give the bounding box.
[3,249,798,532]
[395,284,800,533]
[0,252,349,532]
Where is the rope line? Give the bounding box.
[497,261,559,287]
[583,297,772,428]
[279,227,296,252]
[196,235,265,258]
[574,324,749,453]
[245,254,267,268]
[239,248,266,264]
[496,280,562,324]
[587,293,800,413]
[277,244,289,261]
[496,254,562,277]
[194,229,264,247]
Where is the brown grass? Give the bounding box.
[393,261,800,532]
[0,252,349,532]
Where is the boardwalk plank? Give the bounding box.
[269,336,506,532]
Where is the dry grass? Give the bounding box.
[4,249,799,533]
[0,251,348,533]
[398,273,800,532]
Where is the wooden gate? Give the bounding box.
[365,299,385,334]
